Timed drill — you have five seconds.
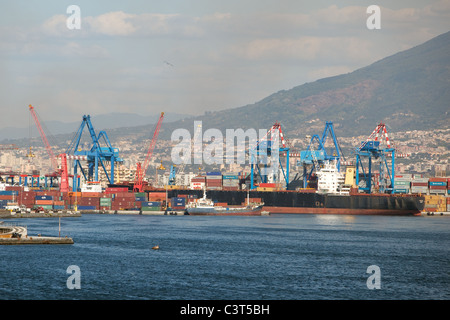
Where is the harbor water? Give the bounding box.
[1,214,449,300]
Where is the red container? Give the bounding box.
[430,185,447,190]
[82,192,102,197]
[35,200,53,205]
[429,177,447,182]
[222,186,239,191]
[259,183,276,188]
[411,182,428,187]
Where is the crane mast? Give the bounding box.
[133,112,164,192]
[28,104,59,174]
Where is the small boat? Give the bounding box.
[185,189,263,216]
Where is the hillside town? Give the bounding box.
[1,127,448,188]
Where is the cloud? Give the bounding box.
[85,11,137,36]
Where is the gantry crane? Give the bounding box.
[299,121,343,188]
[355,122,395,193]
[249,122,290,190]
[66,114,123,191]
[133,112,164,192]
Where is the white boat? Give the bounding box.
[185,189,263,216]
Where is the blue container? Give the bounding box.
[206,172,222,176]
[53,205,65,210]
[35,195,53,200]
[223,175,239,179]
[135,196,146,202]
[429,181,446,186]
[171,197,186,207]
[141,201,161,207]
[0,190,18,195]
[77,205,96,210]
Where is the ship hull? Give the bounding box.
[263,206,421,216]
[163,190,425,216]
[186,205,263,216]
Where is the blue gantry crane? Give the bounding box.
[355,122,395,193]
[299,121,342,188]
[249,122,290,190]
[66,115,123,191]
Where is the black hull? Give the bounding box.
[160,190,425,216]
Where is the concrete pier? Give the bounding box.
[0,224,73,245]
[0,236,74,245]
[0,210,81,219]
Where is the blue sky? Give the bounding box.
[1,0,449,128]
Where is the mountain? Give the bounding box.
[157,30,450,140]
[3,31,449,146]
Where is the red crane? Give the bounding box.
[29,104,59,173]
[133,112,164,192]
[28,105,78,192]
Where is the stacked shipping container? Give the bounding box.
[206,172,222,190]
[423,195,447,213]
[222,172,239,191]
[429,177,447,195]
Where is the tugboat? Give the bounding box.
[185,189,263,216]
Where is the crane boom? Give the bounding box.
[134,112,164,192]
[29,104,59,173]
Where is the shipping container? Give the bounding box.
[393,189,409,194]
[35,200,54,205]
[206,172,221,176]
[171,197,186,206]
[222,186,239,191]
[429,181,447,186]
[394,180,410,186]
[99,198,112,205]
[411,182,428,187]
[223,175,239,179]
[134,192,146,197]
[141,201,162,207]
[429,185,447,190]
[141,206,162,211]
[0,190,19,196]
[33,204,53,210]
[429,177,447,182]
[35,195,53,200]
[77,205,97,210]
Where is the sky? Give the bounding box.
[0,0,449,129]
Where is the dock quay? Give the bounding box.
[0,223,73,245]
[0,209,81,219]
[81,209,185,215]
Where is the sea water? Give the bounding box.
[1,214,449,300]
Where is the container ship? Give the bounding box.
[162,162,427,216]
